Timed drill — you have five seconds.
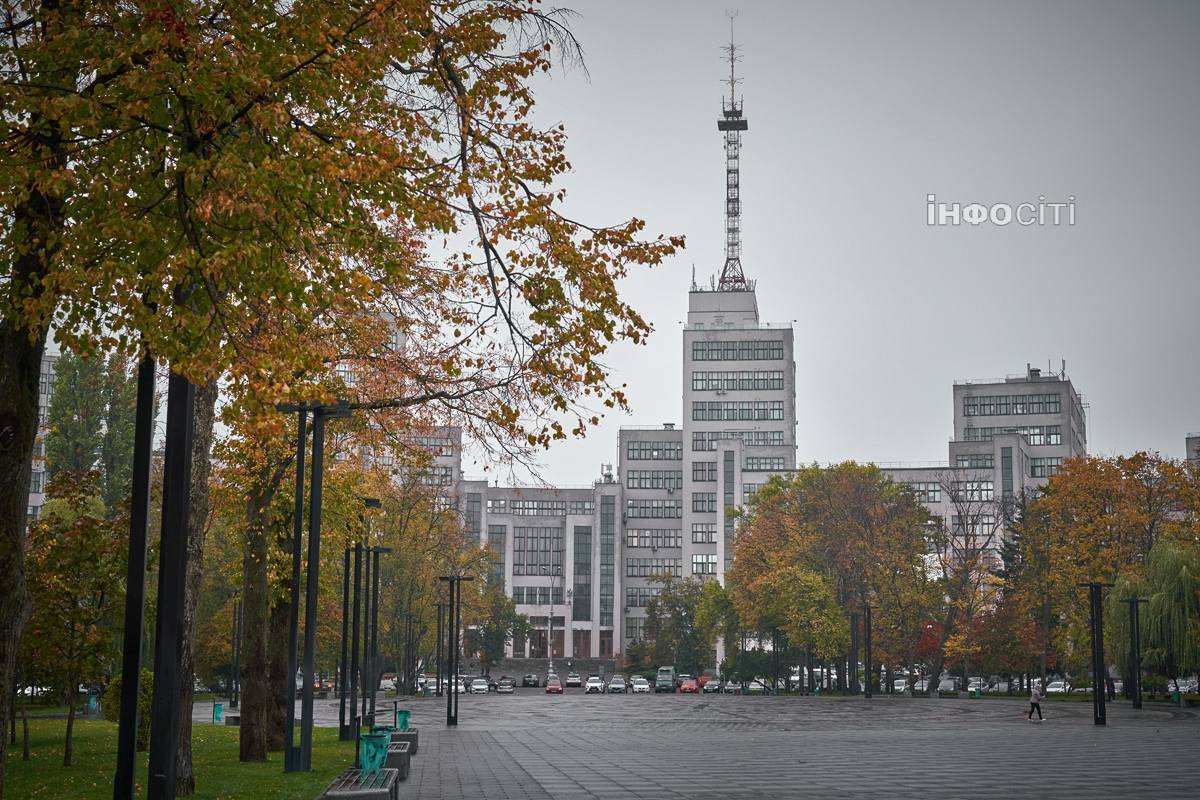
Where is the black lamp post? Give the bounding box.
[863,603,873,699]
[230,599,242,708]
[439,575,474,725]
[434,602,445,697]
[282,406,306,771]
[1123,597,1147,710]
[277,399,350,772]
[339,546,351,740]
[1081,582,1113,726]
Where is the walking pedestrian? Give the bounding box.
[1028,683,1044,721]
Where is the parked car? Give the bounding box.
[1045,680,1069,694]
[630,676,651,694]
[893,678,910,692]
[585,675,606,694]
[679,677,700,694]
[380,676,396,692]
[703,678,723,693]
[937,677,959,692]
[565,671,582,687]
[522,674,540,688]
[544,676,563,694]
[497,677,516,694]
[470,678,489,694]
[722,681,742,694]
[746,677,769,694]
[608,675,627,694]
[485,675,499,692]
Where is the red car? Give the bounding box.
[545,677,563,694]
[679,678,699,694]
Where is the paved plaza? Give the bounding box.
[209,690,1200,799]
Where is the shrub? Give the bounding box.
[102,670,154,751]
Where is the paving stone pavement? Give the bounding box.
[201,690,1199,798]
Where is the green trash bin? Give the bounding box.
[396,708,411,731]
[359,731,389,778]
[213,702,223,724]
[1171,690,1181,704]
[972,687,981,699]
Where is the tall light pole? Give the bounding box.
[338,546,351,741]
[1123,597,1147,710]
[282,406,306,772]
[439,575,474,725]
[434,602,445,697]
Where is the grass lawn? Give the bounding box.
[6,718,353,799]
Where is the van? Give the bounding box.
[655,665,677,693]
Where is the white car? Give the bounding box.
[380,676,396,691]
[608,676,627,694]
[630,676,651,694]
[470,678,489,694]
[1045,680,1069,694]
[584,676,606,694]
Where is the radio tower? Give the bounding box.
[717,14,749,291]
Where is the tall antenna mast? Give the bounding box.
[717,12,749,291]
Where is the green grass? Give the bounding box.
[6,718,353,799]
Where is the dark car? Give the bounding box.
[522,674,540,688]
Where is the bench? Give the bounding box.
[320,768,401,800]
[223,714,241,726]
[389,728,418,755]
[386,741,411,780]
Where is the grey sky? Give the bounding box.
[471,0,1200,484]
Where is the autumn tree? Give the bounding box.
[0,5,680,792]
[643,577,714,675]
[22,472,125,766]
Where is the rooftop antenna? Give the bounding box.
[717,11,749,291]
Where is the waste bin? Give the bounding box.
[972,687,981,699]
[359,731,389,777]
[1171,690,1181,704]
[213,702,223,723]
[396,708,411,731]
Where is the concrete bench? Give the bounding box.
[389,728,418,755]
[320,768,400,800]
[223,714,240,726]
[386,742,410,780]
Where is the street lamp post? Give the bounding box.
[434,602,445,697]
[439,575,475,725]
[864,603,873,699]
[1081,582,1113,726]
[1123,597,1147,710]
[348,543,362,748]
[282,406,306,771]
[230,599,242,709]
[277,400,349,771]
[339,547,351,740]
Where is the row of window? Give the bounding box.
[693,462,717,482]
[692,492,716,513]
[962,393,1062,417]
[626,528,682,549]
[512,526,564,576]
[625,440,683,461]
[952,514,997,536]
[626,470,683,490]
[691,370,785,391]
[907,482,941,503]
[692,401,785,421]
[625,587,662,607]
[692,523,718,543]
[745,456,787,471]
[626,499,683,519]
[691,430,786,450]
[955,453,994,469]
[742,483,763,503]
[950,480,994,502]
[962,425,1062,445]
[418,465,453,485]
[626,616,645,641]
[486,498,595,516]
[512,586,564,605]
[626,558,682,578]
[692,554,718,574]
[1030,457,1063,478]
[691,340,785,361]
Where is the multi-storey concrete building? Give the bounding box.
[26,349,58,525]
[1187,433,1200,469]
[881,366,1088,552]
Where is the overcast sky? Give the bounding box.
[470,0,1200,484]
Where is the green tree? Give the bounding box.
[22,471,125,766]
[468,585,527,675]
[643,577,713,675]
[44,352,105,479]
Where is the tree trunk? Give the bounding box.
[175,379,218,795]
[0,322,46,796]
[63,684,76,767]
[239,483,272,762]
[926,608,955,697]
[266,593,290,752]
